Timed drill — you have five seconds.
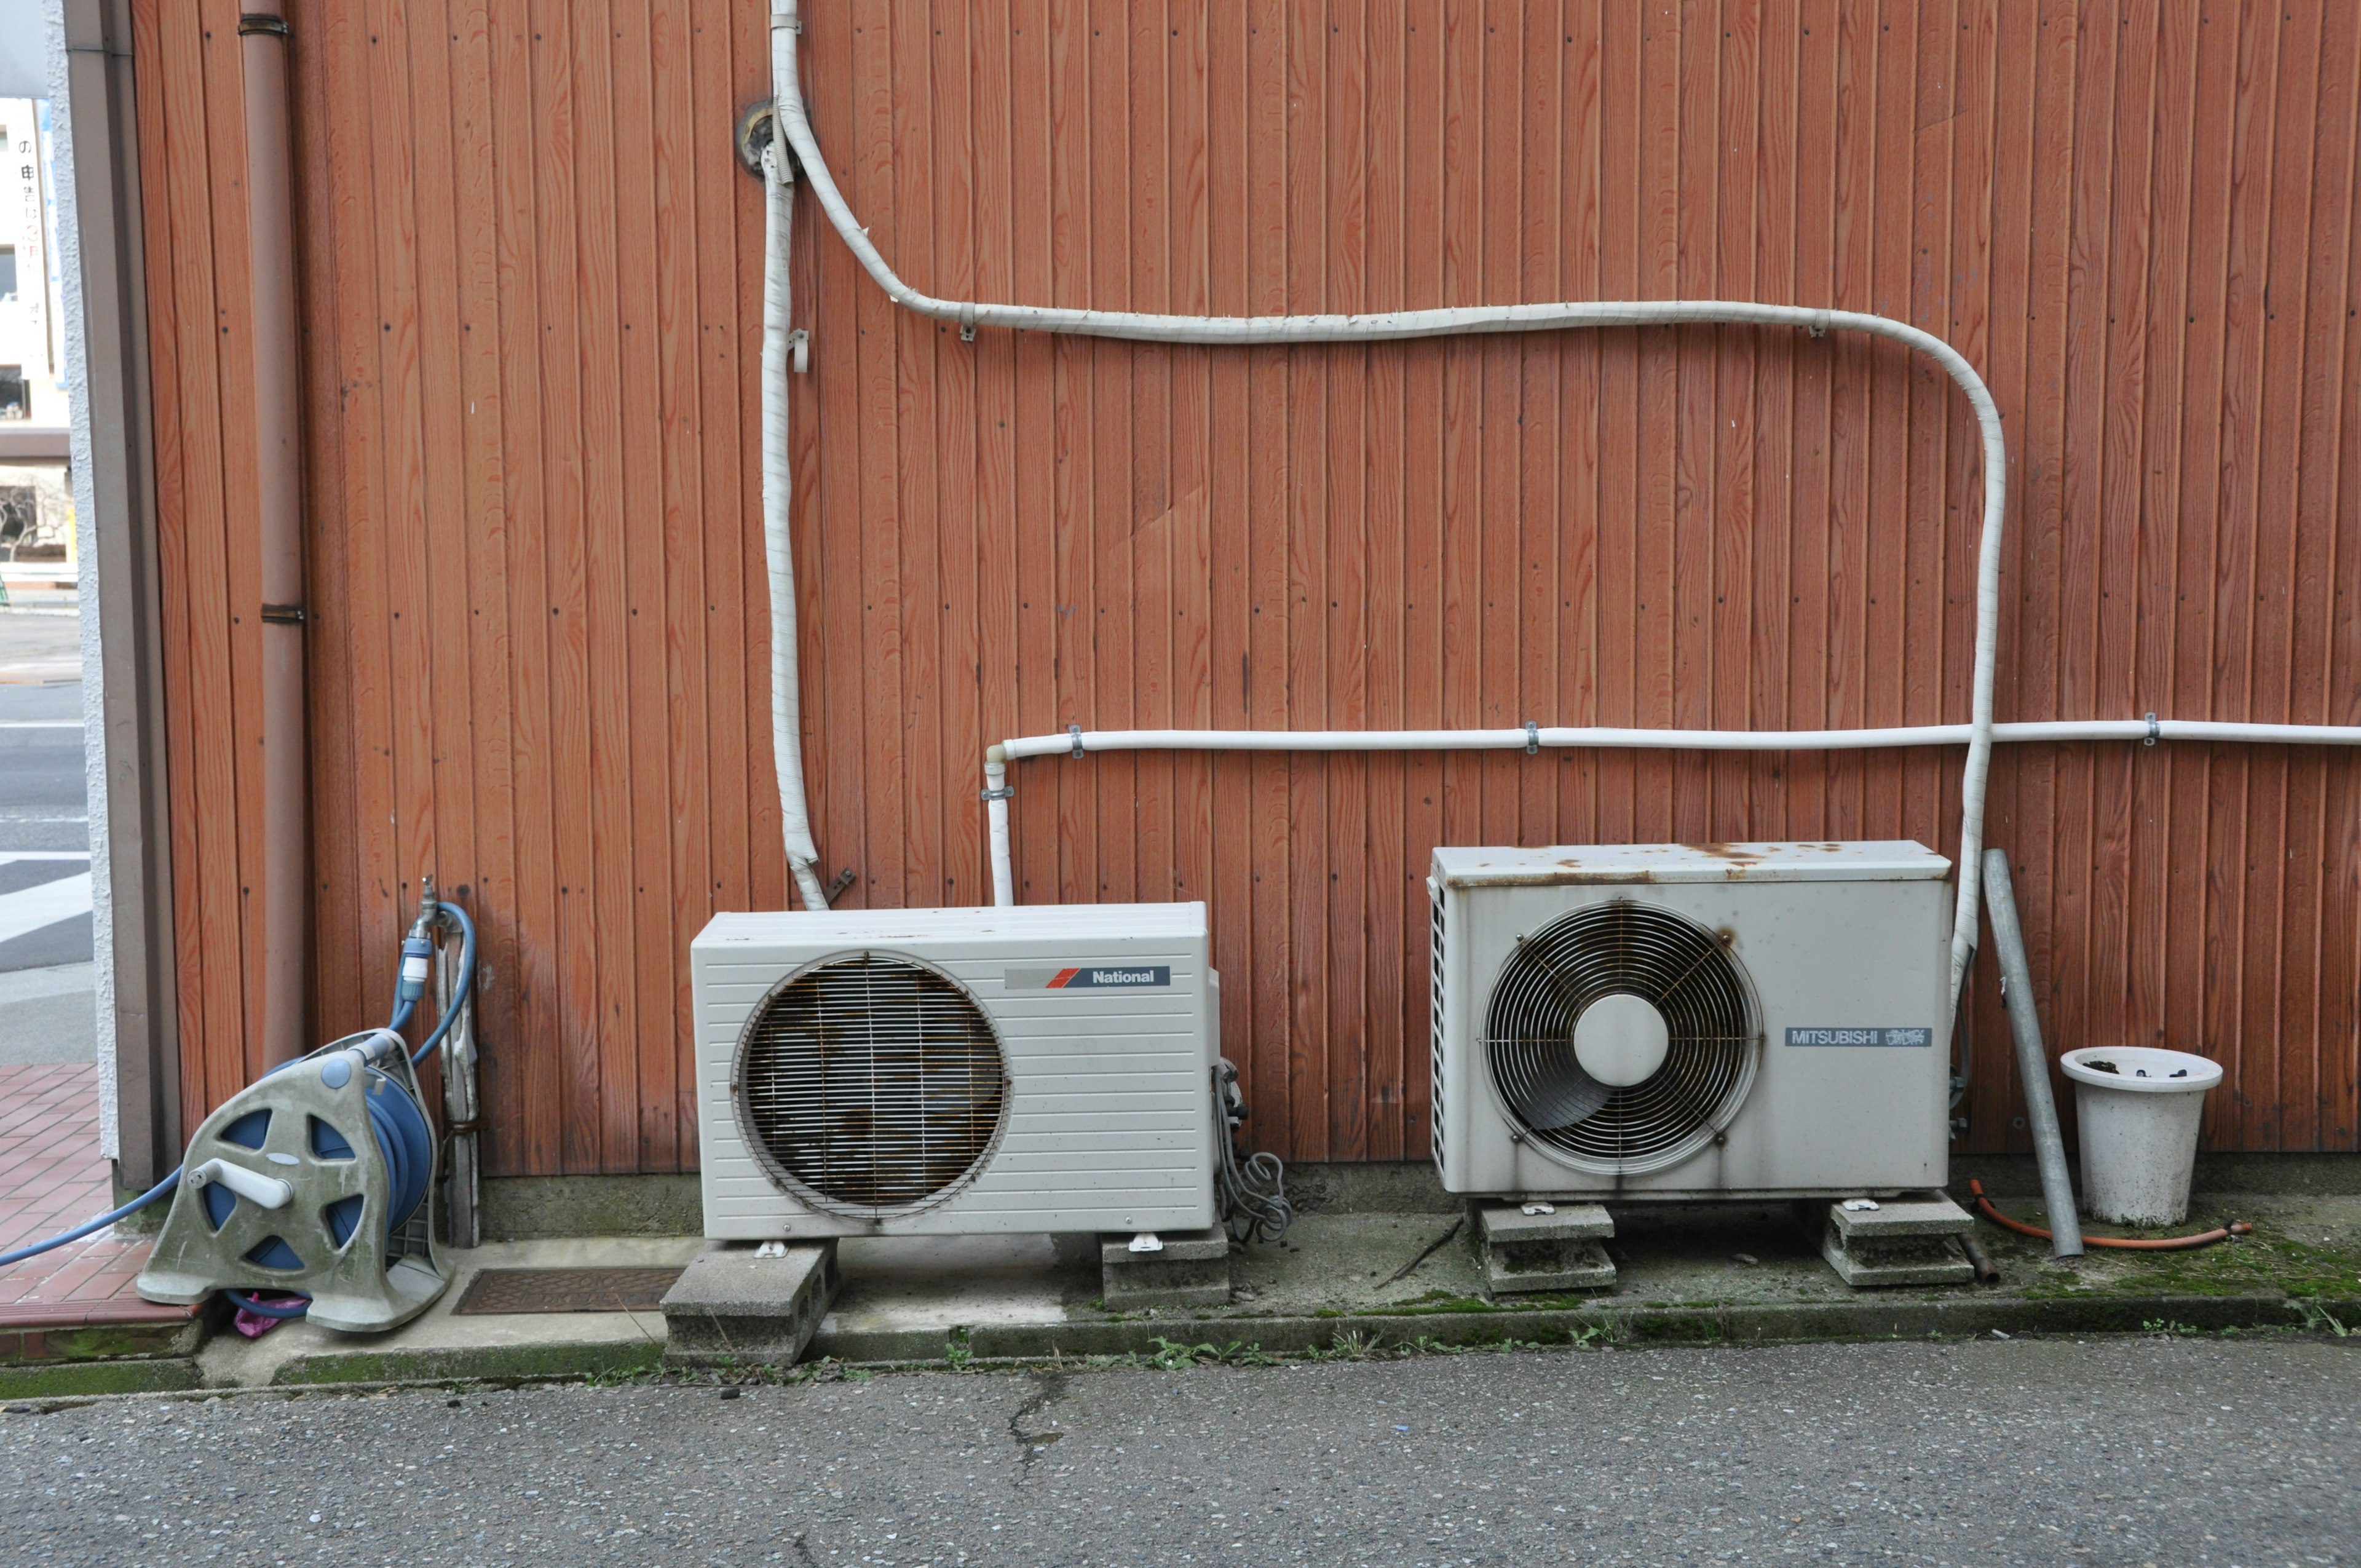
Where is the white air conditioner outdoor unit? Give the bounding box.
[1428,842,1953,1199]
[692,903,1219,1239]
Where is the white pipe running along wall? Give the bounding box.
[772,1,2360,1011]
[760,121,831,913]
[985,719,2361,928]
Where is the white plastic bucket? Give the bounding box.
[2059,1046,2223,1225]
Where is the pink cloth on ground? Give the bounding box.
[232,1295,309,1336]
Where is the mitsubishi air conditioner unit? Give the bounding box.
[692,903,1219,1239]
[1428,842,1953,1199]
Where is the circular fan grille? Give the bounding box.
[1485,901,1759,1174]
[733,952,1008,1217]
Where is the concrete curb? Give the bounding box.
[1,1356,203,1399]
[261,1337,668,1388]
[1,1290,2352,1400]
[809,1290,2361,1366]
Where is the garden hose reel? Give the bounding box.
[137,1029,449,1332]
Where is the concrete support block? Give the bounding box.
[1100,1226,1231,1310]
[1478,1203,1616,1294]
[660,1240,839,1365]
[1817,1194,1975,1288]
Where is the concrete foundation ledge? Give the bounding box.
[1950,1150,2361,1198]
[480,1176,702,1240]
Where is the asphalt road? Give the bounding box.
[4,1337,2354,1566]
[0,614,93,1014]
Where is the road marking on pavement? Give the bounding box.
[0,871,93,946]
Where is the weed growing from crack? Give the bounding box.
[1146,1337,1240,1369]
[2292,1297,2351,1337]
[2140,1318,2204,1337]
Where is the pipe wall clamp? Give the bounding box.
[1069,723,1086,759]
[979,785,1015,801]
[2145,712,2159,746]
[1525,720,1540,754]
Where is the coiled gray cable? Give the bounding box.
[1212,1059,1294,1245]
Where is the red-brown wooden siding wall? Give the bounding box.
[135,1,2361,1174]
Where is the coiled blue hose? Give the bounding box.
[365,1065,436,1233]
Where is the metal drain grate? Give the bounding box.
[451,1267,682,1315]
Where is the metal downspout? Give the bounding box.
[239,4,310,1064]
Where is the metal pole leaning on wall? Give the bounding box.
[1980,850,2083,1260]
[240,3,311,1064]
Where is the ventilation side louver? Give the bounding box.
[1429,887,1448,1176]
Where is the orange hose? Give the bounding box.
[1968,1179,2251,1251]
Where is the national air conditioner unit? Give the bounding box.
[692,903,1219,1238]
[1428,842,1952,1199]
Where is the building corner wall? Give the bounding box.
[44,0,116,1161]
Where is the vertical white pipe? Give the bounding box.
[761,105,830,913]
[984,746,1013,908]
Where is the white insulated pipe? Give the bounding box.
[759,81,831,913]
[981,719,2361,924]
[770,2,2006,1006]
[1002,719,2361,760]
[983,746,1014,910]
[775,5,2361,1011]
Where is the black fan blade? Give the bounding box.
[1517,1047,1615,1131]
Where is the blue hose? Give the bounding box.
[0,895,475,1273]
[411,901,476,1066]
[365,1066,436,1232]
[0,1170,181,1267]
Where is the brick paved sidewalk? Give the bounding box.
[1,1063,192,1359]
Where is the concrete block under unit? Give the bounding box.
[1816,1194,1976,1288]
[660,1240,840,1365]
[1478,1202,1616,1294]
[1101,1226,1231,1310]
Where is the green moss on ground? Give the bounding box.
[1989,1213,2361,1301]
[0,1358,201,1400]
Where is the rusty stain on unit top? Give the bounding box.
[133,1,2361,1170]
